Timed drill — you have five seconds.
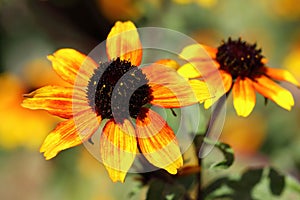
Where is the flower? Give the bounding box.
[260,0,300,20]
[283,45,300,80]
[178,38,300,117]
[220,113,267,155]
[22,21,211,182]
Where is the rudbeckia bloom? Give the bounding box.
[22,21,211,182]
[178,38,300,117]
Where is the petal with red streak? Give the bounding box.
[40,109,101,159]
[136,108,183,174]
[47,49,97,86]
[22,86,88,119]
[100,119,137,182]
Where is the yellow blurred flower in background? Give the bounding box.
[283,46,300,80]
[173,0,217,8]
[0,73,57,149]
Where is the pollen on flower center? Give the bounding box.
[87,58,153,123]
[216,38,266,79]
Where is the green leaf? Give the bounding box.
[203,167,300,200]
[268,168,285,196]
[202,168,263,199]
[146,179,186,200]
[204,138,235,169]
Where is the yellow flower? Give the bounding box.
[283,46,300,79]
[178,38,300,117]
[22,21,211,182]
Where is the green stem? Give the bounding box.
[195,92,230,200]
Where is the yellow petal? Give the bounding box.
[22,86,87,119]
[188,79,214,103]
[136,108,183,174]
[47,49,97,86]
[253,76,294,111]
[177,63,202,79]
[40,109,101,159]
[265,67,300,87]
[100,119,137,183]
[106,21,142,66]
[233,77,256,117]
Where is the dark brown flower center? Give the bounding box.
[87,58,153,123]
[216,38,266,80]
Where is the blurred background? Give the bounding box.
[1,0,300,199]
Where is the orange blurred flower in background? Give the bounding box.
[178,38,300,117]
[96,0,142,22]
[22,21,211,182]
[220,113,267,155]
[260,0,300,20]
[0,58,65,150]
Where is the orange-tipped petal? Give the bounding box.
[204,70,232,109]
[106,21,142,66]
[40,109,101,159]
[22,86,88,119]
[47,49,97,86]
[253,76,294,111]
[100,119,137,182]
[179,44,217,61]
[233,77,256,117]
[265,67,300,87]
[136,108,183,174]
[142,64,198,108]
